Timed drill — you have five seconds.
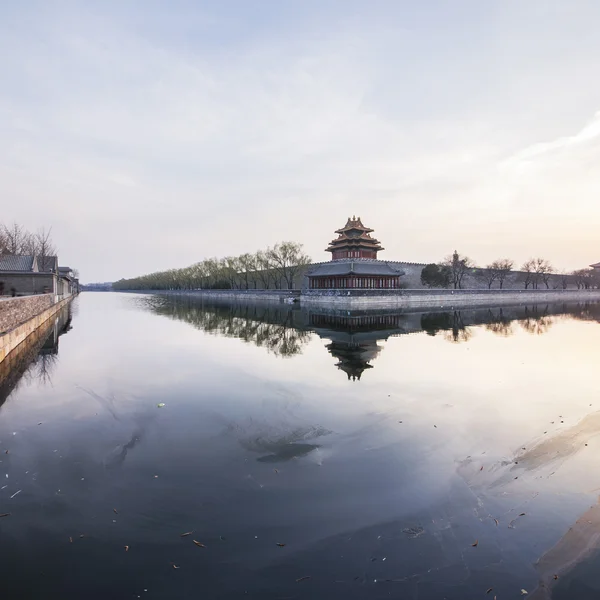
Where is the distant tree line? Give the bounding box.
[113,241,311,291]
[0,222,57,262]
[421,250,599,290]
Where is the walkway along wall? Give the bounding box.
[0,294,73,363]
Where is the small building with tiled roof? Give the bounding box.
[0,254,74,297]
[591,262,600,271]
[307,217,404,290]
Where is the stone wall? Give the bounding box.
[0,294,54,334]
[0,273,57,295]
[301,288,600,309]
[299,261,586,291]
[150,289,301,303]
[0,296,71,362]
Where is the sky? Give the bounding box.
[1,0,599,282]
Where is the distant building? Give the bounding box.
[0,255,76,297]
[306,217,404,290]
[591,262,600,272]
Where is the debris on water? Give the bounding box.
[38,423,42,425]
[69,537,73,543]
[553,574,559,580]
[402,526,424,539]
[494,518,499,526]
[125,546,129,552]
[519,512,526,516]
[487,588,493,594]
[5,450,8,454]
[180,531,193,537]
[521,590,528,595]
[10,490,21,499]
[274,469,278,474]
[276,543,286,547]
[1,485,7,490]
[472,540,479,547]
[157,403,166,408]
[113,508,118,514]
[220,536,226,541]
[296,576,311,583]
[192,540,205,547]
[171,563,180,569]
[0,513,11,518]
[480,466,484,471]
[434,425,437,428]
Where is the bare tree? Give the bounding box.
[255,250,273,289]
[490,259,514,289]
[442,250,475,289]
[521,258,553,289]
[2,223,29,254]
[34,227,57,269]
[268,242,311,290]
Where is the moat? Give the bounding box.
[2,293,600,599]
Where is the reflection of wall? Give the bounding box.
[0,304,73,405]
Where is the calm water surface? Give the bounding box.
[2,293,600,599]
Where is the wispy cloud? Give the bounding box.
[1,1,599,280]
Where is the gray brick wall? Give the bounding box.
[0,295,54,334]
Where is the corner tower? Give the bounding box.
[326,216,383,260]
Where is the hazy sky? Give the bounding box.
[1,1,599,282]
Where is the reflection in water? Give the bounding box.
[3,293,600,599]
[141,296,600,381]
[0,302,73,404]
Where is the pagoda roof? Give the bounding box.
[335,216,374,234]
[327,216,383,253]
[591,262,600,269]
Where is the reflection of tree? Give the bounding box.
[26,353,59,386]
[142,296,311,357]
[420,311,473,343]
[519,305,554,335]
[483,308,514,337]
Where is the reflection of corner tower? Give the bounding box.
[308,217,404,290]
[326,340,382,381]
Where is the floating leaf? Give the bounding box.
[480,466,484,471]
[494,518,499,526]
[124,546,129,552]
[113,508,118,514]
[276,543,286,547]
[171,563,180,569]
[0,513,10,518]
[69,537,73,543]
[519,513,526,517]
[192,540,205,548]
[180,531,193,537]
[296,576,311,583]
[486,588,493,594]
[553,574,559,580]
[472,540,478,547]
[157,403,166,408]
[521,590,528,595]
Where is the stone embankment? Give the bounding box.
[301,288,600,309]
[0,294,72,362]
[0,295,54,334]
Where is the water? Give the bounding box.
[2,293,600,599]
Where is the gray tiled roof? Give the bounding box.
[38,256,58,273]
[591,262,600,268]
[308,260,405,277]
[0,255,35,272]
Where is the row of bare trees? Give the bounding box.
[113,241,311,291]
[422,251,599,290]
[0,222,57,263]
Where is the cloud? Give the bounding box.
[1,1,600,280]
